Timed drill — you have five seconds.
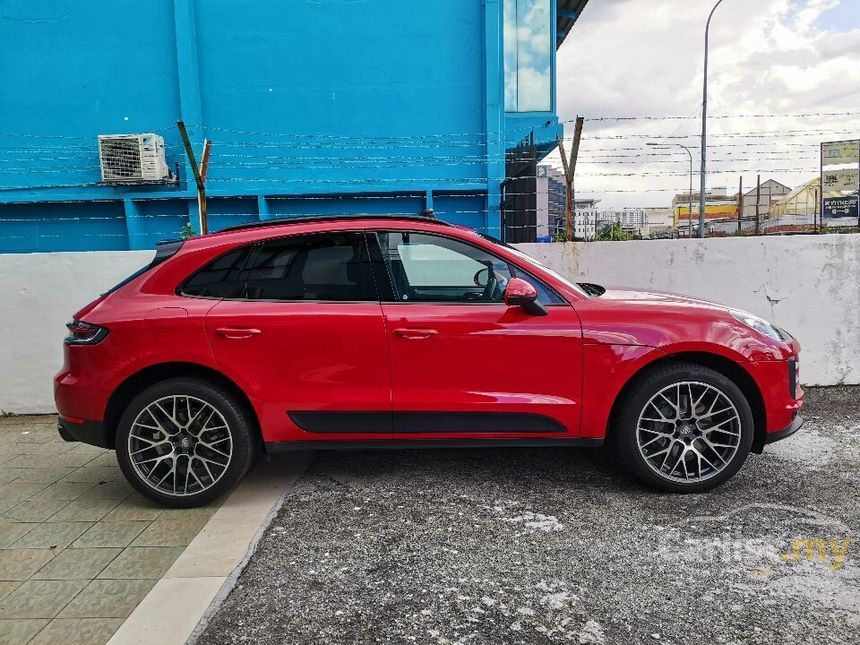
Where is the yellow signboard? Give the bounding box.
[822,168,859,192]
[675,204,736,218]
[822,140,859,167]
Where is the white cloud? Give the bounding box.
[552,0,860,208]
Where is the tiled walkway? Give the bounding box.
[0,415,218,645]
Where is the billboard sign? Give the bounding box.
[822,140,859,166]
[822,168,859,192]
[823,197,859,219]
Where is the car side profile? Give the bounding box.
[55,215,803,507]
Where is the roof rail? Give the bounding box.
[217,214,450,234]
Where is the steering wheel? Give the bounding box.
[473,264,497,301]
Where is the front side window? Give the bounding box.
[237,232,376,302]
[376,231,562,305]
[504,0,552,112]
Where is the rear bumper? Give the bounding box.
[57,418,111,449]
[764,414,803,446]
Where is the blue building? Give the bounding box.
[0,0,587,252]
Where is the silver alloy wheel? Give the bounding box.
[636,381,742,483]
[128,395,233,497]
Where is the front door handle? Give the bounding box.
[215,327,262,340]
[393,328,438,340]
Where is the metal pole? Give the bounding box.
[685,145,693,238]
[737,176,743,233]
[699,0,725,239]
[647,142,693,238]
[819,142,824,234]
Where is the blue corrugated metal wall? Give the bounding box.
[0,0,563,252]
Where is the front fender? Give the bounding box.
[580,344,667,439]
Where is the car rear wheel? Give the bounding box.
[115,378,255,508]
[613,363,754,493]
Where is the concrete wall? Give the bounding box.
[518,235,860,387]
[0,251,151,413]
[1,234,857,413]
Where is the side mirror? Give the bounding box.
[504,278,547,316]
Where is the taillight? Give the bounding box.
[65,320,109,345]
[788,357,800,398]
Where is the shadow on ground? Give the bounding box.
[197,387,860,645]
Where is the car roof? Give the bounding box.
[217,214,450,234]
[174,214,467,252]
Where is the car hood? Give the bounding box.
[596,286,728,312]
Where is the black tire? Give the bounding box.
[116,378,256,508]
[612,363,755,493]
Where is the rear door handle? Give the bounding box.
[215,327,262,340]
[393,328,438,340]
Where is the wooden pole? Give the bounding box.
[177,120,211,236]
[198,139,211,235]
[557,116,584,241]
[557,136,572,240]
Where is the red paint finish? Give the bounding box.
[503,277,538,307]
[54,217,802,451]
[383,302,583,439]
[204,300,393,441]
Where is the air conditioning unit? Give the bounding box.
[98,133,169,183]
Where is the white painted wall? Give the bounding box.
[0,235,857,413]
[0,251,152,414]
[516,235,860,387]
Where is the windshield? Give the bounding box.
[477,233,589,297]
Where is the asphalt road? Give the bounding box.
[197,387,860,645]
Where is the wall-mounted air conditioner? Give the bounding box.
[98,133,169,183]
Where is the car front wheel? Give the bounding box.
[614,363,755,493]
[115,378,255,508]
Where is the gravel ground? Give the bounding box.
[197,387,860,645]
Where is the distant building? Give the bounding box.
[770,177,856,230]
[740,180,792,219]
[672,187,737,228]
[772,178,821,218]
[642,207,674,238]
[536,165,601,238]
[575,209,647,240]
[536,166,566,239]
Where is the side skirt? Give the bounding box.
[265,438,604,453]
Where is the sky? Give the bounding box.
[551,0,860,208]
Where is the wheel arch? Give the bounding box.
[606,351,767,454]
[103,362,261,450]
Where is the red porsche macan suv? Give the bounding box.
[55,215,803,507]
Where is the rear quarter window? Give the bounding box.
[180,247,250,298]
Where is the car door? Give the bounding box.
[370,230,583,439]
[202,231,392,444]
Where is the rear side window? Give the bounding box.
[181,247,250,298]
[237,232,377,302]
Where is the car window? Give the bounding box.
[376,231,562,304]
[181,246,250,298]
[237,232,377,302]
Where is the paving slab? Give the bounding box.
[0,414,309,645]
[0,417,222,644]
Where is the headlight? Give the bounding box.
[730,310,784,342]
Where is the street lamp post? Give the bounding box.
[699,0,726,238]
[648,142,694,238]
